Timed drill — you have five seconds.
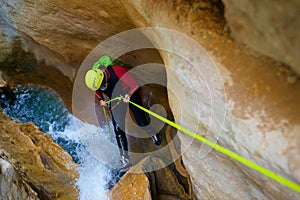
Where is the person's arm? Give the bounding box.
[95,90,106,106]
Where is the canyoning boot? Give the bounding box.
[114,125,132,169]
[145,125,162,146]
[151,134,162,146]
[119,149,132,170]
[120,156,132,170]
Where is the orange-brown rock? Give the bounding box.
[0,111,79,200]
[108,156,189,200]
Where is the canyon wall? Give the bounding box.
[123,0,300,199]
[0,0,299,199]
[222,0,300,74]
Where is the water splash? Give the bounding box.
[63,116,113,200]
[76,148,110,200]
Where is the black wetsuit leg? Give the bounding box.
[112,115,128,151]
[129,90,161,145]
[129,90,149,127]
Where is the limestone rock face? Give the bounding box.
[123,0,300,199]
[0,0,136,79]
[0,158,39,200]
[0,112,79,200]
[222,0,300,74]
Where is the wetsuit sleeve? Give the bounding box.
[113,65,139,96]
[95,90,104,101]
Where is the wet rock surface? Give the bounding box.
[0,112,78,200]
[0,47,73,112]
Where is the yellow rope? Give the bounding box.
[106,96,300,193]
[102,106,111,134]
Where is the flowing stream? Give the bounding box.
[0,84,122,200]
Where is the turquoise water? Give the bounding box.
[4,84,69,132]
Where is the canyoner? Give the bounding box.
[84,55,162,169]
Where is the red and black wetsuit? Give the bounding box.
[95,65,148,152]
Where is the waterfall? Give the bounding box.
[0,84,121,200]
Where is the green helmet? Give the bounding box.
[85,69,104,91]
[92,55,113,69]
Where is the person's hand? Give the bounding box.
[100,100,107,107]
[123,94,130,103]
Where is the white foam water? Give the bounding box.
[47,114,115,200]
[76,148,110,200]
[48,114,118,200]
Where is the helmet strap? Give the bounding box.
[100,70,108,91]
